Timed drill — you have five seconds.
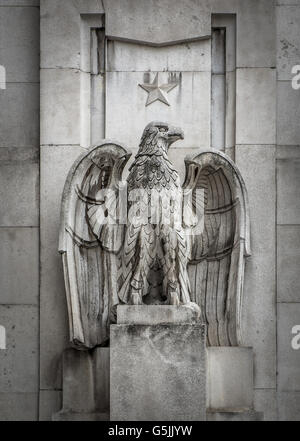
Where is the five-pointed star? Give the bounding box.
[139,73,178,106]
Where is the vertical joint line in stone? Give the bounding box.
[80,14,105,148]
[0,65,6,90]
[0,325,6,350]
[211,25,226,151]
[211,14,237,160]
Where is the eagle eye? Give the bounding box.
[158,127,167,132]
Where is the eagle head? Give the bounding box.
[138,121,184,154]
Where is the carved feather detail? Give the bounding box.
[60,124,250,349]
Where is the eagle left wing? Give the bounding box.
[59,142,131,349]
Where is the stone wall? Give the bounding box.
[0,0,299,421]
[0,0,40,420]
[276,0,300,421]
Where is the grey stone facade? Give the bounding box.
[0,0,299,420]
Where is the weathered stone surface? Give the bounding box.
[211,74,226,151]
[236,69,276,145]
[277,82,300,145]
[277,158,300,225]
[207,347,254,410]
[39,390,62,421]
[40,145,85,390]
[0,6,39,82]
[277,303,300,391]
[0,1,39,5]
[278,392,300,421]
[60,349,95,413]
[106,72,210,148]
[40,0,104,69]
[0,228,39,304]
[117,305,201,325]
[94,348,110,414]
[40,69,80,146]
[0,83,39,148]
[104,0,210,46]
[0,160,39,227]
[0,305,38,393]
[277,5,300,80]
[207,410,263,421]
[277,145,300,160]
[237,0,276,68]
[53,411,108,421]
[276,0,300,4]
[277,226,300,302]
[0,146,38,162]
[52,347,109,421]
[110,324,206,421]
[236,145,276,389]
[225,70,236,149]
[211,25,226,151]
[0,393,38,421]
[107,39,210,72]
[254,389,277,421]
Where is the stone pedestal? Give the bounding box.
[207,410,264,421]
[52,347,110,421]
[110,305,206,421]
[207,347,254,410]
[206,347,263,421]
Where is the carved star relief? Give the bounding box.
[139,73,178,106]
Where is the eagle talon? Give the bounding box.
[169,291,180,306]
[130,291,143,305]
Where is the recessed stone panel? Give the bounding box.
[107,39,211,72]
[106,71,210,149]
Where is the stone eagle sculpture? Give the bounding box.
[59,121,250,350]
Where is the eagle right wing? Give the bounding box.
[183,150,250,346]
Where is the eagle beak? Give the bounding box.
[168,127,184,145]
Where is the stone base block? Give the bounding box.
[117,304,201,325]
[110,317,206,421]
[53,411,109,421]
[207,410,264,421]
[207,347,254,411]
[52,347,110,421]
